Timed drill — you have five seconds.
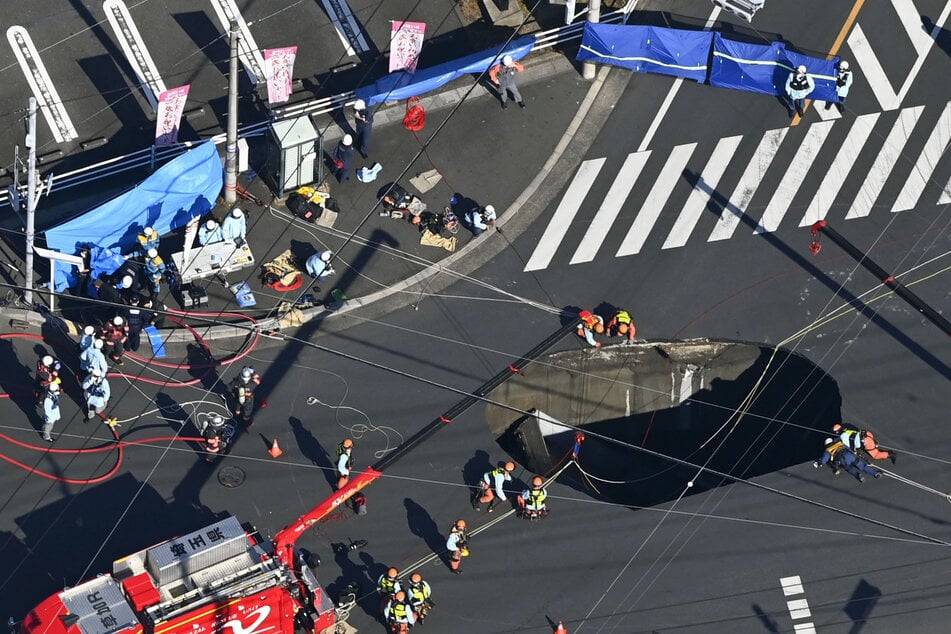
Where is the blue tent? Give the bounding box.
[46,140,223,291]
[577,23,713,83]
[356,35,536,106]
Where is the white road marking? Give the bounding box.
[891,100,951,212]
[103,0,166,112]
[524,158,606,272]
[847,105,924,218]
[793,624,817,634]
[814,99,843,121]
[779,575,804,596]
[800,113,880,226]
[616,143,696,256]
[786,598,811,620]
[755,120,834,234]
[320,0,371,57]
[780,575,816,633]
[708,128,788,241]
[570,151,650,264]
[664,135,742,249]
[207,0,266,84]
[6,26,78,143]
[939,177,951,204]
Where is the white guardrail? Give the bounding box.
[0,8,630,211]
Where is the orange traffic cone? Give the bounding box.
[554,621,568,634]
[268,438,282,458]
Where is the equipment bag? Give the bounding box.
[403,96,425,131]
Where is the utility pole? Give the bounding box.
[581,0,601,80]
[24,97,37,305]
[224,20,239,204]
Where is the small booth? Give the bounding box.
[266,116,322,195]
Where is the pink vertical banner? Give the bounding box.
[265,46,298,104]
[389,21,425,73]
[155,85,190,146]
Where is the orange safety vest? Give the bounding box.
[579,310,598,329]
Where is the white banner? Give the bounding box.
[265,46,298,104]
[389,21,425,73]
[155,85,190,146]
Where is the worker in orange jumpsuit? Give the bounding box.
[474,460,514,513]
[446,519,468,574]
[577,309,604,347]
[834,423,895,464]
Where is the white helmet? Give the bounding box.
[205,219,218,230]
[83,325,95,336]
[113,315,125,326]
[839,60,849,70]
[231,208,244,218]
[797,65,807,74]
[48,382,60,393]
[484,204,495,214]
[320,250,333,262]
[342,134,353,146]
[42,355,54,366]
[211,414,224,426]
[353,99,366,110]
[824,437,834,446]
[93,339,104,349]
[502,55,513,66]
[120,275,133,289]
[92,368,102,377]
[147,248,158,258]
[143,226,154,236]
[240,366,254,379]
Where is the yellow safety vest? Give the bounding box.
[614,310,631,324]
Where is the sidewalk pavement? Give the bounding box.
[4,51,624,346]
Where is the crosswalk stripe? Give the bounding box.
[755,121,835,234]
[103,0,167,112]
[663,135,742,249]
[891,101,951,212]
[570,152,650,264]
[799,113,880,226]
[616,143,697,257]
[708,128,788,242]
[939,177,951,205]
[846,106,924,219]
[524,158,606,272]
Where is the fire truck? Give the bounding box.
[18,324,576,634]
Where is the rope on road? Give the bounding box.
[877,467,951,503]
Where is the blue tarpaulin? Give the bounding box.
[709,34,839,102]
[46,140,222,291]
[355,35,536,106]
[577,23,713,82]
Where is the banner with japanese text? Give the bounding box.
[389,21,425,73]
[265,46,298,104]
[155,85,190,146]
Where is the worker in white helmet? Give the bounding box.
[466,203,496,237]
[785,64,815,118]
[489,54,526,110]
[305,250,336,280]
[135,226,160,257]
[82,368,111,422]
[198,218,225,245]
[35,354,61,404]
[332,135,354,183]
[825,59,853,114]
[222,208,247,243]
[352,98,374,158]
[40,381,62,442]
[80,339,109,376]
[79,325,97,353]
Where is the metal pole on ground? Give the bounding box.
[24,97,37,305]
[224,21,239,204]
[581,0,601,80]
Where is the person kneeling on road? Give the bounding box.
[814,438,881,483]
[606,308,636,342]
[305,250,336,280]
[518,475,549,518]
[577,309,605,348]
[475,460,514,513]
[466,204,496,237]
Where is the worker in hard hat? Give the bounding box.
[834,423,895,464]
[115,272,142,304]
[202,414,227,462]
[489,54,526,110]
[336,438,354,490]
[134,226,160,258]
[405,573,433,622]
[221,208,247,244]
[34,354,61,405]
[80,339,109,377]
[606,308,636,342]
[352,99,374,158]
[785,64,814,118]
[305,250,336,280]
[40,382,62,442]
[814,438,881,483]
[376,566,402,614]
[143,248,166,296]
[198,218,225,245]
[383,590,416,631]
[577,309,605,348]
[465,203,496,237]
[517,475,549,519]
[475,460,515,513]
[445,519,468,574]
[332,134,354,183]
[101,315,129,365]
[81,368,111,422]
[229,366,261,426]
[78,324,97,353]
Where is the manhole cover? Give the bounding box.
[217,466,245,488]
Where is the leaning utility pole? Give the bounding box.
[224,20,239,204]
[24,97,37,305]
